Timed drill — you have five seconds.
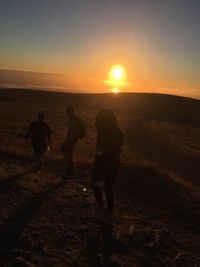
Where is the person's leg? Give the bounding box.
[37,153,43,168]
[63,140,77,177]
[91,157,104,209]
[92,180,104,209]
[32,142,45,170]
[65,151,73,173]
[33,153,42,169]
[104,172,116,213]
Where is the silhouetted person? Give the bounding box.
[92,109,124,213]
[61,106,85,177]
[26,113,51,169]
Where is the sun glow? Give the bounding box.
[110,65,126,81]
[111,88,120,94]
[104,64,129,93]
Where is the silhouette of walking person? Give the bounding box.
[26,113,51,169]
[61,106,85,178]
[92,109,124,214]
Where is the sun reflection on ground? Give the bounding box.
[111,88,120,93]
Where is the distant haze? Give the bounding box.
[0,69,199,100]
[0,69,108,93]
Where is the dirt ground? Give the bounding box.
[0,89,200,266]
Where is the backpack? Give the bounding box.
[76,119,86,139]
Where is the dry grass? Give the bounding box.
[0,89,200,266]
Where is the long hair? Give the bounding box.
[95,109,118,134]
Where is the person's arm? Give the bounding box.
[95,134,103,156]
[46,125,51,145]
[119,128,124,147]
[25,122,33,140]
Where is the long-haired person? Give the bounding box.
[92,109,124,213]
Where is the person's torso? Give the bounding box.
[31,121,48,142]
[97,128,124,158]
[67,115,80,139]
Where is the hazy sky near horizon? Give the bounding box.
[0,0,200,96]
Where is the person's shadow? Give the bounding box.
[87,218,128,267]
[0,161,46,194]
[0,171,31,193]
[0,179,66,264]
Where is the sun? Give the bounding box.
[104,64,128,93]
[112,68,123,80]
[109,65,126,82]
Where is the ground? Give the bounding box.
[0,89,200,266]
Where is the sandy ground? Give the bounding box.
[0,89,200,266]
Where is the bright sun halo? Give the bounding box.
[112,68,123,80]
[110,65,126,81]
[105,64,128,93]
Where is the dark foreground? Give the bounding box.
[0,153,200,267]
[0,89,200,266]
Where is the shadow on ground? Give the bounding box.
[125,119,200,186]
[118,164,200,232]
[0,179,66,264]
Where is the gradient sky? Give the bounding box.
[0,0,199,96]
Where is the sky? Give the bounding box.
[0,0,200,97]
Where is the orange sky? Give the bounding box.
[0,0,199,99]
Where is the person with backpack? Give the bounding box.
[26,113,51,169]
[61,106,85,177]
[92,109,124,214]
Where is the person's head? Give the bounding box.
[95,109,118,133]
[66,106,74,117]
[38,113,44,121]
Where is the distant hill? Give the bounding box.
[0,88,200,123]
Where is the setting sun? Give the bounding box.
[109,65,126,82]
[105,64,129,93]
